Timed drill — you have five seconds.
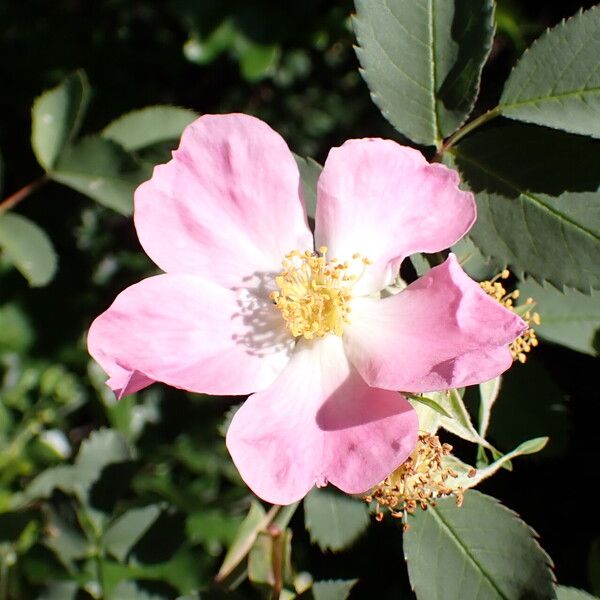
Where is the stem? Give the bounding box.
[269,526,283,600]
[0,555,8,600]
[215,504,281,583]
[0,175,48,216]
[437,107,501,157]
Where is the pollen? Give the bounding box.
[363,433,464,527]
[270,247,371,339]
[480,270,541,363]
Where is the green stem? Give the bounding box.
[437,107,501,157]
[0,555,8,600]
[0,175,48,216]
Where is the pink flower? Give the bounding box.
[88,114,525,505]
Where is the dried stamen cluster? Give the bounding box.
[364,433,464,526]
[480,270,541,363]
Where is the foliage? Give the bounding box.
[0,1,599,598]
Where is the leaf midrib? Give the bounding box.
[429,505,508,600]
[454,149,600,245]
[501,85,600,110]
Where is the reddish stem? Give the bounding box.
[0,175,48,215]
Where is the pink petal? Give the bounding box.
[88,274,293,397]
[135,114,313,287]
[314,139,476,293]
[226,335,418,505]
[106,368,155,400]
[343,255,526,393]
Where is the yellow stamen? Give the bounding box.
[364,433,463,526]
[480,270,541,364]
[271,247,370,339]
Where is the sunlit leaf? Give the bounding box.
[354,0,495,146]
[500,6,600,137]
[102,106,198,152]
[51,136,148,215]
[404,491,555,600]
[104,505,162,562]
[0,213,57,286]
[304,488,370,552]
[31,70,90,170]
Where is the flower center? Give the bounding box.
[270,246,371,339]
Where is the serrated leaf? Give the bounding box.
[304,488,369,552]
[353,0,495,147]
[104,504,162,562]
[294,154,323,221]
[24,429,132,503]
[499,6,600,138]
[51,136,148,215]
[74,429,133,492]
[102,106,198,151]
[404,491,555,600]
[449,122,600,292]
[518,279,600,356]
[309,580,358,600]
[31,70,90,170]
[556,586,600,600]
[0,213,57,286]
[451,236,503,281]
[445,437,548,491]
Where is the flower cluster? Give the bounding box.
[88,114,526,504]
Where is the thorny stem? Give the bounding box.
[0,175,48,216]
[436,107,501,158]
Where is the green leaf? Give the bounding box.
[451,236,503,281]
[405,393,452,418]
[449,122,600,292]
[294,155,323,221]
[0,213,57,286]
[217,500,266,581]
[304,488,370,552]
[104,505,162,562]
[238,40,280,82]
[51,136,147,215]
[419,389,495,449]
[499,6,600,138]
[403,491,555,600]
[478,376,501,438]
[0,303,34,353]
[24,429,132,502]
[308,580,358,600]
[102,106,198,152]
[556,586,599,600]
[31,70,90,170]
[519,278,600,356]
[353,0,495,147]
[445,437,549,491]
